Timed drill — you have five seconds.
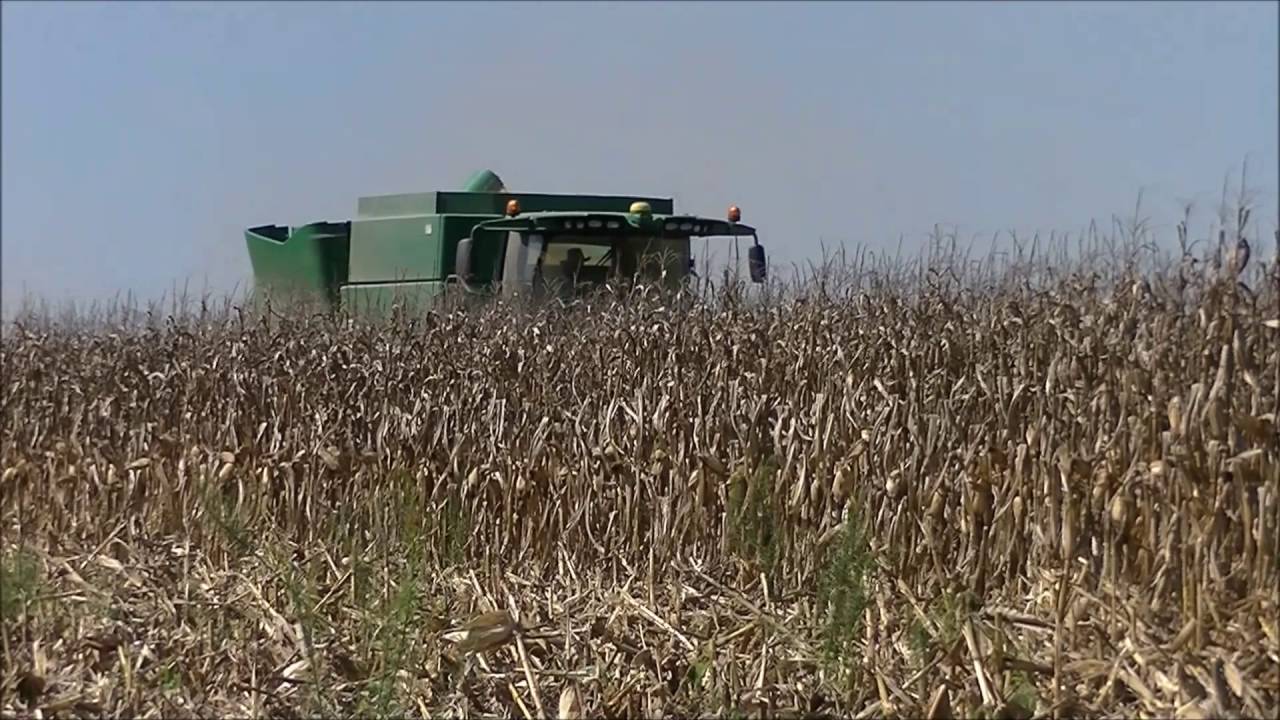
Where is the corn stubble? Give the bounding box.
[2,232,1278,718]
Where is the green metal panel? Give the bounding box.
[347,215,443,282]
[354,191,673,220]
[347,213,510,285]
[435,191,673,215]
[356,193,438,219]
[244,221,349,307]
[339,280,448,318]
[441,215,506,283]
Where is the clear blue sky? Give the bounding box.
[3,0,1277,309]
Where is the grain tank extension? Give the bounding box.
[244,170,767,315]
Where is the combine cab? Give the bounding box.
[244,170,767,315]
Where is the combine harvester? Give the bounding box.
[244,169,768,316]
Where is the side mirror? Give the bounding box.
[456,237,474,281]
[748,244,766,283]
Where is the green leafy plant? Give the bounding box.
[0,547,41,621]
[817,514,872,674]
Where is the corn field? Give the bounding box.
[3,223,1279,718]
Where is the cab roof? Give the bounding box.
[474,211,756,238]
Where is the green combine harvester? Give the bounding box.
[244,170,767,315]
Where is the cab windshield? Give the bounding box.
[510,233,687,297]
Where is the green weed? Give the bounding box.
[817,515,872,675]
[0,546,41,621]
[727,457,783,577]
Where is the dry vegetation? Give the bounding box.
[2,208,1279,719]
